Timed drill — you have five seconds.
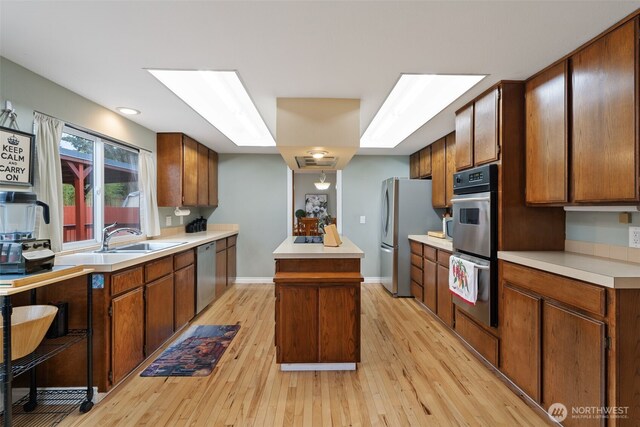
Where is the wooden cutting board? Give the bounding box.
[427,231,446,239]
[0,265,84,288]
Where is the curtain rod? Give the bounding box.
[34,110,153,154]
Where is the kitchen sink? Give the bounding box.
[95,241,186,253]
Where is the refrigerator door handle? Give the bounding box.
[383,186,390,235]
[380,245,394,254]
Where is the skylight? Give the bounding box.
[360,74,486,148]
[148,70,275,147]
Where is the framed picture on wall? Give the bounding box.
[305,194,328,218]
[0,126,35,186]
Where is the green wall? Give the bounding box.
[342,155,409,277]
[208,154,288,278]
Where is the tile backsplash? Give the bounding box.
[565,239,640,264]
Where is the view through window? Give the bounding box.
[59,126,140,246]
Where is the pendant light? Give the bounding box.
[314,170,331,190]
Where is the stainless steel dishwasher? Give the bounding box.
[196,241,216,313]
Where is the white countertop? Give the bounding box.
[499,251,640,289]
[55,230,238,272]
[273,236,364,259]
[408,235,454,252]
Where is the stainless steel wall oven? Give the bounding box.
[451,164,498,327]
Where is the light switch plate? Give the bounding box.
[165,215,172,227]
[360,216,366,224]
[629,226,640,248]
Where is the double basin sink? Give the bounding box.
[94,241,186,254]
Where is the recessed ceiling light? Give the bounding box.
[309,150,328,159]
[117,107,140,115]
[360,74,486,148]
[148,69,275,147]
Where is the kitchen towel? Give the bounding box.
[449,255,481,305]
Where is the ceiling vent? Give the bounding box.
[295,156,339,169]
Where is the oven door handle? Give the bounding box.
[450,196,491,204]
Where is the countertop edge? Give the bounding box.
[498,251,624,289]
[273,236,364,259]
[408,235,454,252]
[55,230,239,272]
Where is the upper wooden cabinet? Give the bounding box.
[157,133,219,207]
[182,136,198,206]
[431,137,446,208]
[473,88,500,166]
[429,132,456,209]
[454,104,473,171]
[409,153,420,179]
[409,147,432,179]
[525,61,568,204]
[208,150,219,207]
[197,143,209,206]
[419,146,431,178]
[455,83,516,171]
[445,132,456,207]
[572,19,637,203]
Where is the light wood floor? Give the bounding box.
[60,284,548,426]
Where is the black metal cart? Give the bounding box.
[0,268,94,426]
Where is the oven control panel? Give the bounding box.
[453,164,498,194]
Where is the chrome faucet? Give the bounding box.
[99,222,142,252]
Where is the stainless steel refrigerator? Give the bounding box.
[380,178,442,297]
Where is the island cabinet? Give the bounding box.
[157,132,219,207]
[274,259,362,365]
[499,261,640,426]
[272,237,364,369]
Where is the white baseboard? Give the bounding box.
[280,363,356,371]
[232,277,382,285]
[232,277,274,284]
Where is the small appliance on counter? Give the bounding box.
[0,191,54,275]
[186,216,208,233]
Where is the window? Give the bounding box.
[59,126,140,248]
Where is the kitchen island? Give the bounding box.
[273,236,364,371]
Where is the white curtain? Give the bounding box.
[139,150,161,237]
[33,113,64,252]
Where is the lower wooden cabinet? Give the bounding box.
[227,239,236,289]
[454,308,499,366]
[436,264,453,327]
[318,286,360,362]
[410,240,453,327]
[111,287,144,385]
[174,264,195,331]
[216,245,227,298]
[423,259,437,312]
[276,283,360,363]
[542,302,605,427]
[500,284,541,401]
[500,261,613,426]
[145,274,175,355]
